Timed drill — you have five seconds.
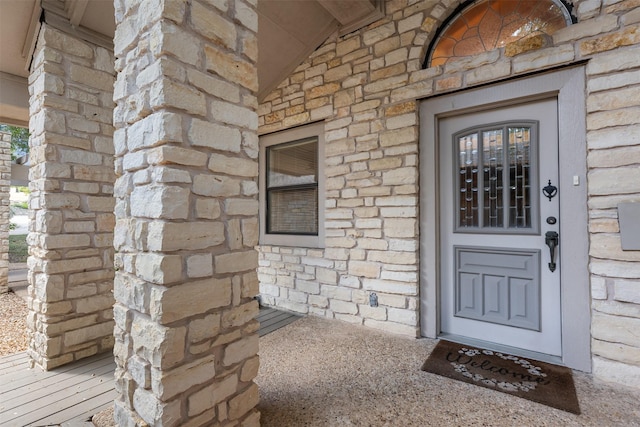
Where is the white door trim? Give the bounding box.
[419,66,591,372]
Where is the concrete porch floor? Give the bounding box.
[4,264,639,427]
[257,316,640,426]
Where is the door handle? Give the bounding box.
[545,231,558,272]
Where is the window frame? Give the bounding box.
[259,122,325,248]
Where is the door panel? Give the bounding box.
[454,246,541,330]
[440,98,561,356]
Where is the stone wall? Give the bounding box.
[257,0,640,387]
[112,0,260,424]
[0,131,9,294]
[581,4,640,385]
[26,24,116,370]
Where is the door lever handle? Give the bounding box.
[545,231,559,272]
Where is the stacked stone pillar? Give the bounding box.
[0,131,10,294]
[112,0,260,424]
[27,24,116,369]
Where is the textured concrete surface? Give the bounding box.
[257,316,640,426]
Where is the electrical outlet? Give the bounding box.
[369,292,378,307]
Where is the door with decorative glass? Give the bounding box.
[439,98,561,356]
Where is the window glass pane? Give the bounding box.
[429,0,571,67]
[455,122,536,232]
[268,187,318,234]
[268,138,317,187]
[508,126,532,228]
[458,132,479,227]
[482,129,504,227]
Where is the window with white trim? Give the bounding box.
[259,122,325,247]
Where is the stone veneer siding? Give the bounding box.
[112,0,260,425]
[0,131,9,295]
[27,24,116,370]
[257,0,640,387]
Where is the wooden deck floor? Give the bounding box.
[257,306,302,337]
[0,351,115,426]
[0,306,300,426]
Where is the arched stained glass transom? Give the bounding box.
[426,0,573,67]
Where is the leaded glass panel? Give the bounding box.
[508,127,532,228]
[428,0,572,67]
[482,129,504,227]
[458,132,479,227]
[455,122,536,232]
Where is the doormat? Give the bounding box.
[421,340,580,414]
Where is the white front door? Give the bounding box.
[439,98,561,356]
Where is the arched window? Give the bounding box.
[426,0,574,68]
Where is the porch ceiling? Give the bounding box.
[0,0,383,125]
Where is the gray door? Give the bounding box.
[439,98,561,356]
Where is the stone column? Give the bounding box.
[27,24,116,369]
[112,0,260,425]
[0,131,10,294]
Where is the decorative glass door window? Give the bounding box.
[266,137,318,235]
[455,122,538,233]
[426,0,573,67]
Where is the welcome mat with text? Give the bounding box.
[421,340,580,414]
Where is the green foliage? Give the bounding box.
[0,124,29,160]
[16,186,30,193]
[9,234,28,263]
[11,201,28,209]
